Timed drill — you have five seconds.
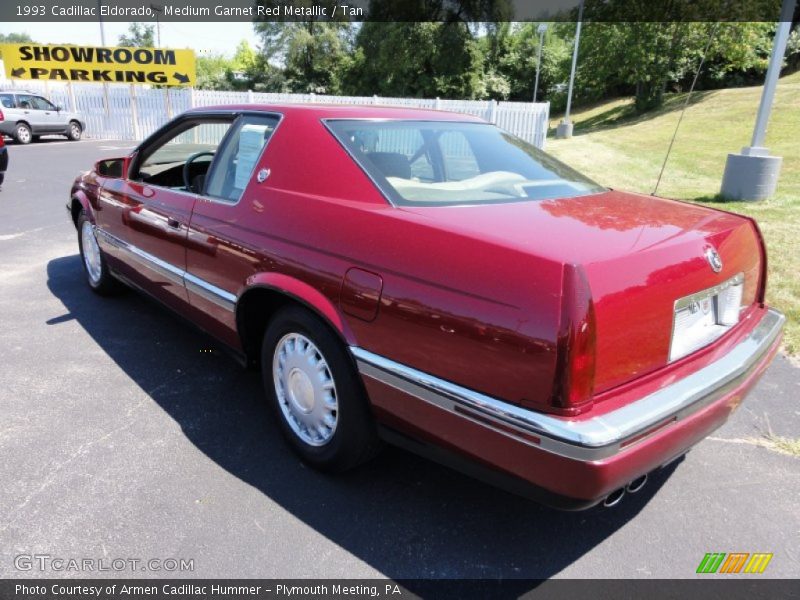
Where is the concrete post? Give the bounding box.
[720,0,795,201]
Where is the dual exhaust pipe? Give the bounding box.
[602,474,648,508]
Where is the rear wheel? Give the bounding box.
[14,123,32,144]
[77,212,121,295]
[67,121,82,141]
[261,306,379,472]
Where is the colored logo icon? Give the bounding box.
[696,552,773,574]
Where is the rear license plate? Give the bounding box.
[669,273,744,362]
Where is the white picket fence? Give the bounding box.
[0,82,550,148]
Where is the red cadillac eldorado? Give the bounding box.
[68,105,784,509]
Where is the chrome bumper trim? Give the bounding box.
[95,227,236,312]
[352,308,784,461]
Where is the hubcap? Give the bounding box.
[80,220,102,284]
[273,332,338,447]
[71,124,80,137]
[18,127,30,143]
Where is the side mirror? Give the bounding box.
[96,157,127,179]
[55,105,62,112]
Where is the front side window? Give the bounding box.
[32,96,55,110]
[326,120,605,206]
[134,119,234,191]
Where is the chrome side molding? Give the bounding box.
[95,227,236,312]
[184,271,236,311]
[352,308,785,462]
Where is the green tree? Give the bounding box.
[0,32,33,43]
[482,22,572,103]
[573,0,780,112]
[232,40,258,72]
[196,53,233,90]
[253,10,353,94]
[344,22,484,99]
[118,23,155,47]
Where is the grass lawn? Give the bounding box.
[546,71,800,355]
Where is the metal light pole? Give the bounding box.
[556,0,584,139]
[151,4,163,47]
[720,0,796,200]
[533,23,548,103]
[97,0,110,115]
[533,23,547,102]
[96,0,106,45]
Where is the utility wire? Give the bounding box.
[652,23,720,196]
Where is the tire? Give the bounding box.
[76,212,121,295]
[14,123,32,144]
[262,305,380,472]
[67,121,82,141]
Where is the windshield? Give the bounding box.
[326,120,605,206]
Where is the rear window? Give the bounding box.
[325,120,605,206]
[0,94,14,109]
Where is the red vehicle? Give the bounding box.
[68,105,784,509]
[0,134,7,187]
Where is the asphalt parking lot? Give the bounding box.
[0,138,798,582]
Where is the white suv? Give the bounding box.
[0,90,86,144]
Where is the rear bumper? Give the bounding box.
[354,307,784,506]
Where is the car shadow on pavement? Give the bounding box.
[47,254,679,587]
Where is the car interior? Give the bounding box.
[346,125,601,204]
[134,117,277,200]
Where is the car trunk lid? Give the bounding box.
[400,190,763,400]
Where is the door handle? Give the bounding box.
[167,217,181,229]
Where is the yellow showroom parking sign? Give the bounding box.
[0,43,195,85]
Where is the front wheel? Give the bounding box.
[77,212,121,295]
[67,121,82,141]
[262,306,379,472]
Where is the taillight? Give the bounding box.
[746,217,768,304]
[550,264,597,416]
[0,108,4,121]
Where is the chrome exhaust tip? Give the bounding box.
[603,487,626,508]
[626,474,648,494]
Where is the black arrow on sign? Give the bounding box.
[173,72,190,84]
[11,67,26,77]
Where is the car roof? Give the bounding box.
[186,103,487,122]
[1,89,42,94]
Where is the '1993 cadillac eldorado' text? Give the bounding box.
[69,105,784,509]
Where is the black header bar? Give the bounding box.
[0,0,796,23]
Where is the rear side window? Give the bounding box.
[0,94,14,109]
[16,95,34,109]
[204,114,280,203]
[326,120,605,206]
